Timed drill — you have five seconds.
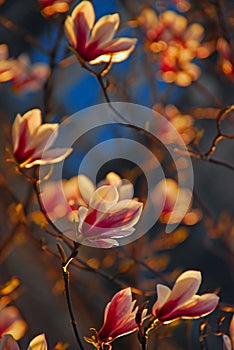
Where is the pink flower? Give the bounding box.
[12,109,72,168]
[152,270,219,324]
[40,174,95,220]
[11,55,50,94]
[0,44,18,83]
[76,185,143,248]
[64,0,137,64]
[0,334,47,350]
[0,305,27,341]
[96,288,146,345]
[39,0,70,16]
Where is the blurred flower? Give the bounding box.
[41,172,134,222]
[39,0,70,16]
[40,174,95,220]
[217,38,234,81]
[152,179,201,225]
[85,288,147,347]
[11,109,72,168]
[152,270,219,324]
[0,305,27,340]
[0,44,18,83]
[223,315,234,350]
[76,185,143,248]
[64,0,137,64]
[10,55,50,94]
[0,334,47,350]
[140,9,212,86]
[153,103,196,145]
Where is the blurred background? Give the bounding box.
[0,0,233,349]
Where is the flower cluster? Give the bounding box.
[64,0,137,65]
[85,270,219,348]
[140,9,212,86]
[153,103,196,145]
[0,45,50,93]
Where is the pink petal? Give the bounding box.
[0,335,20,350]
[12,109,42,153]
[152,284,171,316]
[23,147,73,168]
[27,334,47,350]
[0,306,27,340]
[88,185,119,213]
[158,270,201,318]
[25,123,58,154]
[72,1,95,50]
[98,288,135,342]
[86,238,118,248]
[163,294,219,322]
[64,16,77,48]
[89,14,119,48]
[89,38,137,64]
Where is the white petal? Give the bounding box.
[89,185,119,212]
[90,14,120,47]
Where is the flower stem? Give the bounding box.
[62,243,85,350]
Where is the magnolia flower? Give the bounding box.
[223,315,234,350]
[64,0,137,64]
[85,288,147,346]
[76,185,143,248]
[40,172,132,221]
[152,270,219,324]
[39,0,70,16]
[0,44,18,83]
[0,306,27,340]
[12,109,72,168]
[11,55,50,94]
[40,174,95,220]
[151,179,201,226]
[0,334,47,350]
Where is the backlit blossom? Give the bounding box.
[11,55,50,94]
[0,334,47,350]
[39,0,70,16]
[0,305,27,340]
[0,44,18,83]
[64,0,137,64]
[40,174,95,220]
[152,179,201,225]
[140,9,212,86]
[11,109,72,168]
[85,288,147,346]
[152,270,219,324]
[76,185,143,248]
[40,172,132,222]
